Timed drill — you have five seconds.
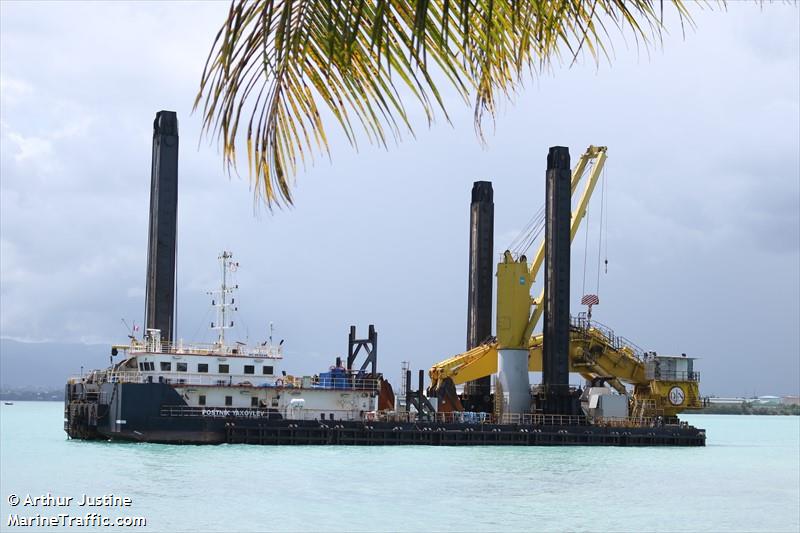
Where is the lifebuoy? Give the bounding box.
[275,378,284,387]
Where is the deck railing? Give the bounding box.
[119,339,283,359]
[643,369,700,382]
[157,404,687,428]
[71,370,380,392]
[571,313,646,359]
[372,411,679,428]
[159,405,366,422]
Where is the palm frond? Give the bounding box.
[195,0,703,207]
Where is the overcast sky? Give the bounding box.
[1,1,798,396]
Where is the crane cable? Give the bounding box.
[582,200,590,297]
[507,203,545,257]
[597,166,608,296]
[508,159,609,274]
[582,162,608,301]
[508,205,542,254]
[517,214,546,257]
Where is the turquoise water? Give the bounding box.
[1,402,798,532]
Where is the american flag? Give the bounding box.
[581,294,599,306]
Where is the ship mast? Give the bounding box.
[210,251,238,346]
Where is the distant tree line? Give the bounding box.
[699,403,800,416]
[0,389,62,401]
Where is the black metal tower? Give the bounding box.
[542,146,573,415]
[347,325,377,375]
[144,111,179,343]
[464,181,494,400]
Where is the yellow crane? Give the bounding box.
[428,146,701,419]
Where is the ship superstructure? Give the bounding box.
[64,112,386,443]
[136,252,375,409]
[65,252,384,442]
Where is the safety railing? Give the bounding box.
[160,405,367,422]
[371,411,492,424]
[370,411,589,426]
[67,369,110,385]
[376,411,677,428]
[571,313,646,359]
[369,411,427,423]
[644,369,700,382]
[287,409,369,422]
[160,405,277,418]
[434,411,491,424]
[142,372,266,387]
[630,398,661,421]
[524,413,590,426]
[74,370,380,392]
[593,416,652,428]
[71,370,242,387]
[593,416,692,428]
[296,375,381,392]
[125,339,283,359]
[158,405,687,428]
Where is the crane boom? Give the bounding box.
[428,145,702,419]
[428,318,701,417]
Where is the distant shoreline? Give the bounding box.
[696,404,799,416]
[1,390,62,402]
[3,390,798,415]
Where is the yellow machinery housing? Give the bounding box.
[429,146,701,419]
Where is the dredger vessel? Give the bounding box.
[64,111,705,446]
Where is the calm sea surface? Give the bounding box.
[0,402,798,532]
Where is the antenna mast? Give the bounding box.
[209,251,238,346]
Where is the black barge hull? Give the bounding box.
[65,383,705,446]
[223,419,705,446]
[88,417,706,447]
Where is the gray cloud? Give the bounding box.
[1,2,798,395]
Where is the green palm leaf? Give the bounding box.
[195,0,701,207]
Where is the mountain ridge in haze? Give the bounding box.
[0,338,111,388]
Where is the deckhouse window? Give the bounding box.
[160,362,171,371]
[176,363,187,372]
[140,362,154,371]
[219,364,229,374]
[263,366,274,375]
[198,395,206,406]
[198,363,208,373]
[251,397,258,407]
[244,365,254,375]
[225,396,232,406]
